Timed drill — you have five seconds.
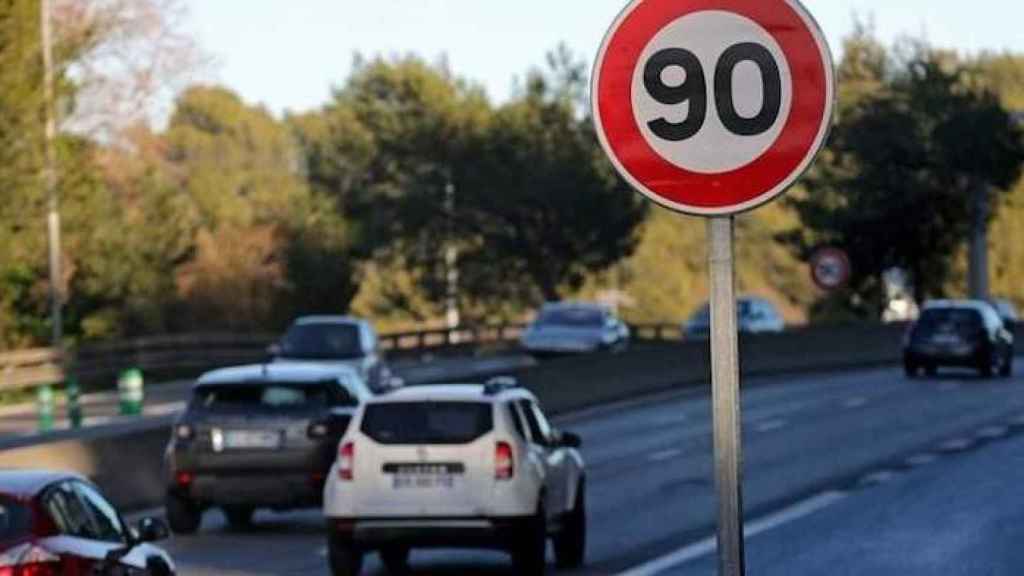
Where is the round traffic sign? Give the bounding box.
[809,247,851,291]
[592,0,835,216]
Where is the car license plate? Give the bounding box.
[392,475,455,490]
[224,430,281,450]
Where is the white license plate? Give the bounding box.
[224,430,281,450]
[392,475,455,490]
[932,334,960,345]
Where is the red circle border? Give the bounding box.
[594,0,833,215]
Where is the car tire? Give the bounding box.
[980,351,997,378]
[165,492,201,535]
[328,540,363,576]
[904,359,919,379]
[223,506,255,530]
[512,503,547,575]
[379,546,410,575]
[147,557,175,576]
[554,480,586,570]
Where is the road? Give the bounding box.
[154,363,1024,575]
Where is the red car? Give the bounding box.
[0,470,175,575]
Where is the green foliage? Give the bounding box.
[786,41,1024,318]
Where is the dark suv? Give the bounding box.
[904,300,1014,378]
[164,363,371,534]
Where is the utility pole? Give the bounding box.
[41,0,63,350]
[968,184,990,301]
[444,181,460,338]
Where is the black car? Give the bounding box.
[903,300,1014,378]
[163,363,371,535]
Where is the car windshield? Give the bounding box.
[280,323,363,360]
[537,308,605,328]
[194,382,332,413]
[361,402,493,445]
[0,496,31,545]
[915,309,983,336]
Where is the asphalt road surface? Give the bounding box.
[154,363,1024,575]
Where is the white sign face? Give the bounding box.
[631,10,794,175]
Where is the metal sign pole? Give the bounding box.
[707,216,746,576]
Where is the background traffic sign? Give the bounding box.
[810,246,852,291]
[593,0,835,216]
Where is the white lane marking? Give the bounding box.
[755,419,786,433]
[940,438,973,452]
[648,449,683,463]
[615,491,847,576]
[858,470,897,487]
[976,426,1009,440]
[905,453,937,467]
[843,397,867,409]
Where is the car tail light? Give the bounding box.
[338,442,354,481]
[175,471,194,488]
[495,441,514,480]
[0,544,61,576]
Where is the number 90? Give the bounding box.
[644,42,783,141]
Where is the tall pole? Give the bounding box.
[444,182,460,337]
[41,0,63,350]
[708,216,745,576]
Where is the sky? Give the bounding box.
[185,1,1024,116]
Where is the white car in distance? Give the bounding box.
[322,379,586,576]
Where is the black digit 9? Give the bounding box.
[643,48,707,142]
[714,42,782,136]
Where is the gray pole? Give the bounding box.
[444,182,460,335]
[41,0,63,350]
[968,184,990,301]
[708,216,745,576]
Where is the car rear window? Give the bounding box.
[0,497,32,544]
[193,382,332,412]
[361,402,493,445]
[281,323,363,360]
[915,309,983,336]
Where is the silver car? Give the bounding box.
[684,297,785,340]
[269,316,395,391]
[520,302,630,356]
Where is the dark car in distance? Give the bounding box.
[164,363,371,535]
[0,470,174,575]
[269,316,395,392]
[903,300,1014,379]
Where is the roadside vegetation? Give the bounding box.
[0,2,1021,349]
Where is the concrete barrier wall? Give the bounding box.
[0,323,912,511]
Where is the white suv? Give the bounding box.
[322,379,586,575]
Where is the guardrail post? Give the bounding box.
[36,384,55,433]
[66,377,82,429]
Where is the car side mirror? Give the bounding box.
[134,517,169,543]
[559,431,582,449]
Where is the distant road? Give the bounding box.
[157,363,1024,575]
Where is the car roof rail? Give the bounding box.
[483,376,521,396]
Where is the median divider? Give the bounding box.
[0,323,909,511]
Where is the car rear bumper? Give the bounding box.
[177,472,325,509]
[905,347,983,367]
[328,516,534,550]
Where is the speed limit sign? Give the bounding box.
[593,0,835,215]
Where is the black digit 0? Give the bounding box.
[643,48,707,142]
[714,42,782,136]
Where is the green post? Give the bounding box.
[36,384,55,433]
[118,368,144,416]
[66,378,82,429]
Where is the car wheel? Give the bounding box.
[165,492,201,535]
[980,351,997,378]
[904,359,919,379]
[328,539,363,576]
[554,480,586,569]
[379,546,410,575]
[223,506,255,530]
[512,503,547,575]
[147,557,174,576]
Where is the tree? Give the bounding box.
[785,41,1024,317]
